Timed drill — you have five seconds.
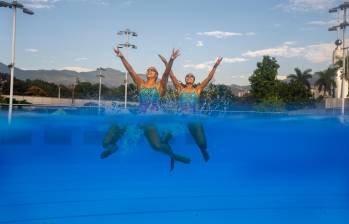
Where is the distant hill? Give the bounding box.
[0,63,146,87]
[280,74,320,86]
[230,84,250,95]
[0,63,256,92]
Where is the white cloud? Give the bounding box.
[223,57,248,63]
[120,0,133,7]
[196,31,255,39]
[245,32,256,36]
[25,48,38,53]
[307,20,337,26]
[232,75,247,79]
[78,0,110,6]
[303,43,333,63]
[242,42,333,64]
[62,67,94,73]
[74,57,88,62]
[23,0,60,9]
[283,41,296,45]
[184,63,212,70]
[232,76,241,79]
[96,0,110,6]
[275,0,337,12]
[196,41,204,47]
[277,75,288,80]
[197,31,242,39]
[184,57,248,70]
[243,45,305,58]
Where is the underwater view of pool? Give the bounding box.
[0,107,349,224]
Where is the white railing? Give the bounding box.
[1,95,138,107]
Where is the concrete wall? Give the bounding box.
[2,95,138,107]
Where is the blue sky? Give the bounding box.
[0,0,343,85]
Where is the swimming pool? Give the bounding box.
[1,107,349,224]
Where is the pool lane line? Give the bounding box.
[1,206,349,224]
[0,192,348,208]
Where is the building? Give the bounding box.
[333,47,349,99]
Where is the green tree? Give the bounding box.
[25,79,59,97]
[0,73,8,95]
[25,85,48,96]
[287,68,312,89]
[249,56,280,101]
[315,68,337,97]
[334,56,349,80]
[278,80,314,110]
[75,82,97,99]
[253,96,285,112]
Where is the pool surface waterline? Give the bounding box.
[0,109,349,224]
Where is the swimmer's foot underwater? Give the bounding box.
[142,125,191,170]
[187,122,210,162]
[161,132,191,171]
[100,146,118,159]
[100,124,127,159]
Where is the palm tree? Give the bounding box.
[288,68,313,89]
[315,68,337,97]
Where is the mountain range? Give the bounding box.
[0,62,141,87]
[0,62,252,93]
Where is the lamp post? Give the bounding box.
[332,39,343,64]
[96,67,106,108]
[71,83,75,106]
[1,1,34,124]
[71,78,78,105]
[58,85,61,104]
[329,2,349,116]
[328,2,349,115]
[117,29,137,109]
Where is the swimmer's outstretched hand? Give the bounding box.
[158,54,167,64]
[171,49,180,60]
[214,57,223,68]
[114,47,123,58]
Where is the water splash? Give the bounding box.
[119,124,143,154]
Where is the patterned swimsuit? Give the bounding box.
[178,90,199,114]
[139,86,160,113]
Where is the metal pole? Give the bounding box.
[72,84,75,105]
[8,5,17,124]
[98,71,102,108]
[341,8,347,116]
[58,86,61,100]
[124,34,129,109]
[117,29,137,109]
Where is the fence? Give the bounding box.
[1,95,138,107]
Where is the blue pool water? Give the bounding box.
[0,108,349,224]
